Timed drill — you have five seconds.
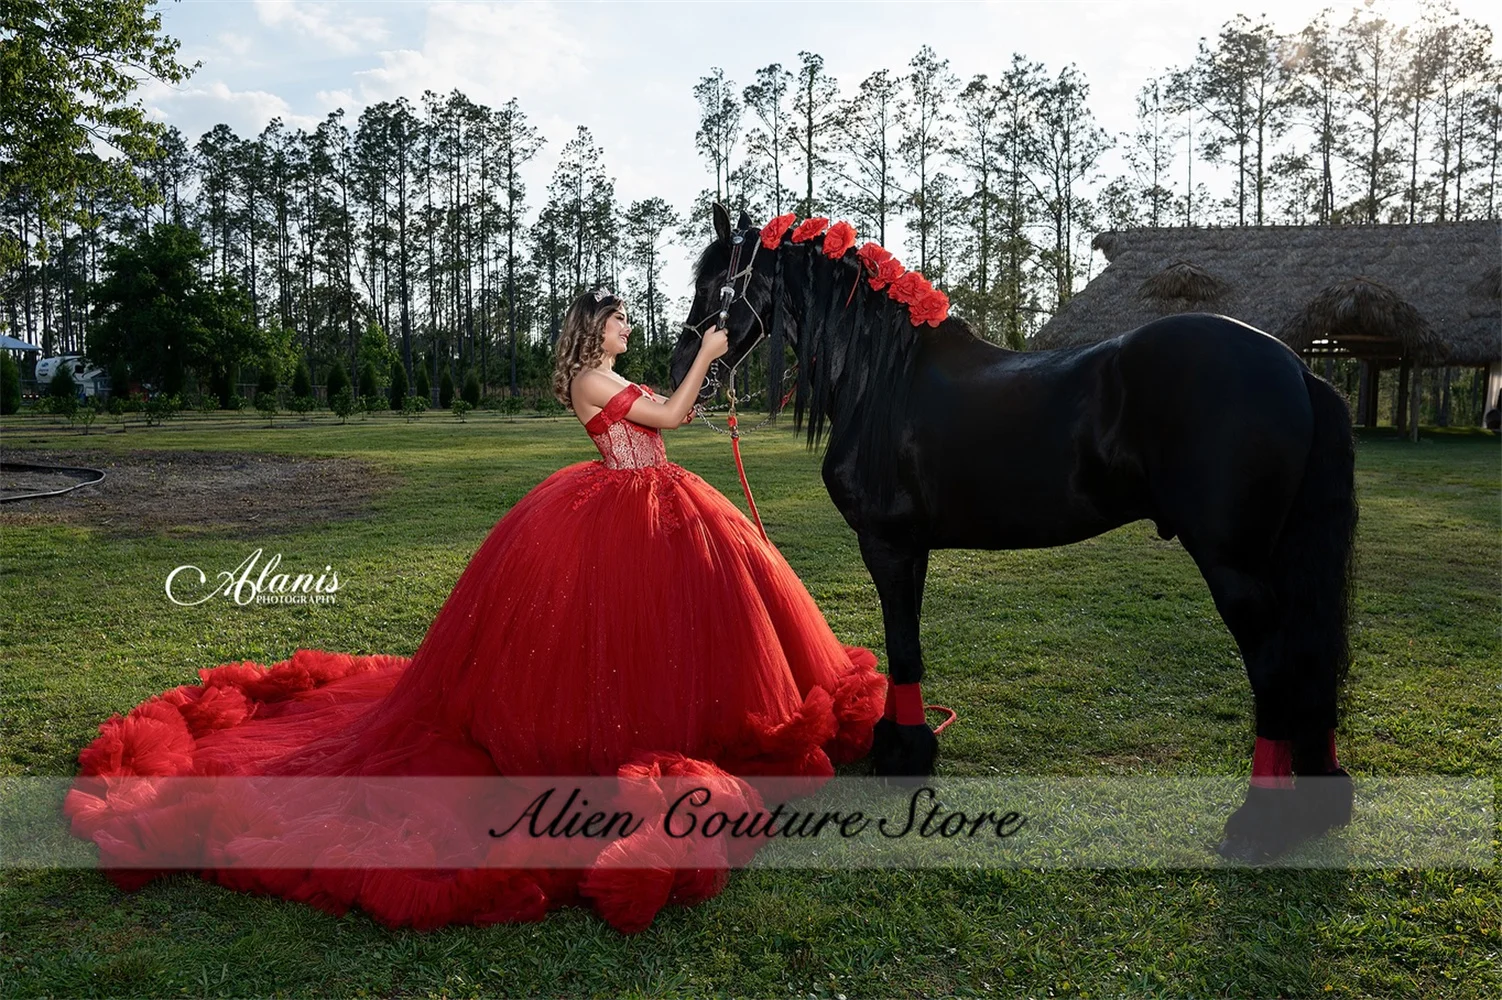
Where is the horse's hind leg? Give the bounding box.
[1199,559,1350,861]
[1197,561,1308,860]
[861,534,938,776]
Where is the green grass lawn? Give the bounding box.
[2,410,1498,998]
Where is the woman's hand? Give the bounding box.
[700,326,729,362]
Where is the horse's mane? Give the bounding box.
[695,231,964,502]
[784,241,937,451]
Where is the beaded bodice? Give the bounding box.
[583,384,668,470]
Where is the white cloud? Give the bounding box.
[348,1,582,110]
[254,0,388,56]
[139,78,322,136]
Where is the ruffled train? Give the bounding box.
[66,458,885,932]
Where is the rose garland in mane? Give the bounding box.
[761,215,950,327]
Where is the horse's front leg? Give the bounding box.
[860,533,938,776]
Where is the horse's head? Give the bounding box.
[669,203,782,398]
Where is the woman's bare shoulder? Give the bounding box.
[571,369,629,421]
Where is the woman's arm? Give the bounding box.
[572,329,727,429]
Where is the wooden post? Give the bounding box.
[1357,360,1374,427]
[1409,364,1421,442]
[1395,360,1411,430]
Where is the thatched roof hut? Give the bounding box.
[1033,222,1500,368]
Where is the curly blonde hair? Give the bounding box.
[552,290,625,408]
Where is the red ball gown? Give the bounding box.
[65,383,885,932]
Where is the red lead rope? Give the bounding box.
[723,386,959,739]
[726,414,769,544]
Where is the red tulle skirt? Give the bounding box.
[66,459,884,932]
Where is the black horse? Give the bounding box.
[672,207,1360,860]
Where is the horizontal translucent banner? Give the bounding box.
[2,775,1493,870]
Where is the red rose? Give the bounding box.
[908,288,951,327]
[791,217,829,243]
[822,220,857,258]
[889,270,933,305]
[868,255,906,291]
[760,212,796,250]
[856,241,892,274]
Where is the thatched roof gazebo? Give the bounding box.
[1032,222,1501,436]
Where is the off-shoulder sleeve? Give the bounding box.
[583,384,649,434]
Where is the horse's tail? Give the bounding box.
[1272,370,1358,772]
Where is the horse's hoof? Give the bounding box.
[1218,784,1300,863]
[1216,832,1274,864]
[1218,771,1354,863]
[871,720,938,778]
[1296,768,1353,836]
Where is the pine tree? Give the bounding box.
[1,354,21,414]
[388,357,407,410]
[901,46,957,273]
[292,357,312,398]
[791,51,840,217]
[326,361,350,397]
[743,63,795,216]
[359,361,378,399]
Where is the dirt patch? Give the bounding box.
[0,448,400,538]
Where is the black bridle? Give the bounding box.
[681,228,764,348]
[678,225,775,429]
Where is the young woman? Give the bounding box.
[66,289,884,933]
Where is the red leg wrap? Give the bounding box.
[1251,737,1294,789]
[892,683,925,727]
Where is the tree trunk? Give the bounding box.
[1439,367,1452,427]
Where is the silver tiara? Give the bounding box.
[591,288,617,303]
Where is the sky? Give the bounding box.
[137,0,1494,306]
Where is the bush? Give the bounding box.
[499,394,523,419]
[532,394,566,416]
[46,394,78,419]
[49,365,78,400]
[225,393,245,412]
[107,396,127,417]
[73,400,100,433]
[256,366,278,396]
[451,398,473,421]
[389,359,407,411]
[109,358,130,399]
[254,391,278,425]
[143,394,181,426]
[289,395,317,420]
[401,395,427,422]
[329,387,356,423]
[359,361,379,400]
[0,354,19,415]
[438,368,454,409]
[414,366,431,407]
[461,369,480,407]
[291,358,313,398]
[325,362,351,400]
[361,394,384,417]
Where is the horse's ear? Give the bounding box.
[736,210,753,231]
[712,203,731,243]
